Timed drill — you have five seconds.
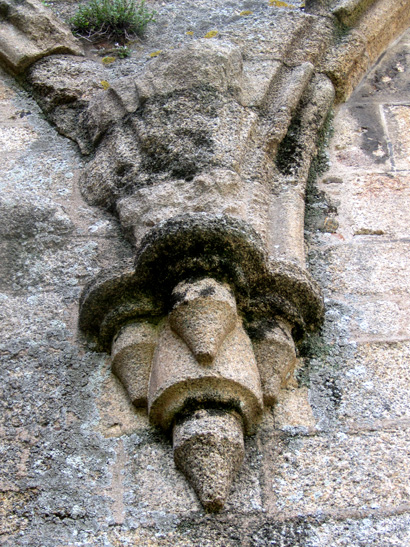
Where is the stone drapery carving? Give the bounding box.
[2,0,410,511]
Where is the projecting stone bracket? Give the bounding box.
[80,214,323,511]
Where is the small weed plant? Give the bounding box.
[70,0,156,41]
[115,44,131,58]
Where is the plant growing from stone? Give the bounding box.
[70,0,156,41]
[115,43,131,57]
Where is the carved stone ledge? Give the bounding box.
[79,215,324,352]
[2,0,410,518]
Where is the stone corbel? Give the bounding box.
[80,216,323,511]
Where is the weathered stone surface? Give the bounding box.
[173,409,245,512]
[320,173,410,240]
[26,55,109,153]
[96,370,149,438]
[126,435,201,517]
[0,0,83,75]
[262,427,410,515]
[0,67,136,544]
[336,342,410,426]
[116,169,261,248]
[136,40,243,101]
[111,321,158,407]
[148,320,263,434]
[169,279,237,366]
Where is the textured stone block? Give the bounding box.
[311,239,410,340]
[337,342,410,426]
[317,241,410,298]
[261,428,410,515]
[326,104,391,173]
[346,296,410,343]
[319,173,410,240]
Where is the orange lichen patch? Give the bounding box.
[240,10,253,16]
[269,0,296,7]
[359,174,409,196]
[100,80,110,90]
[101,56,116,65]
[149,50,162,58]
[186,30,194,35]
[204,30,218,39]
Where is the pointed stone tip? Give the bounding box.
[173,409,245,511]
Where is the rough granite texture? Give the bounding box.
[1,0,410,545]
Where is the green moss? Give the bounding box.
[307,109,335,186]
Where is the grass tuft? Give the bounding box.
[70,0,156,42]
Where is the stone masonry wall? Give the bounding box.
[1,3,410,546]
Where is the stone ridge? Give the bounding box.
[0,0,83,74]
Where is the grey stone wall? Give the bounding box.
[1,2,410,546]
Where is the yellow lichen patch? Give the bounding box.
[204,30,218,39]
[186,31,194,35]
[101,56,116,65]
[149,50,162,58]
[100,80,110,90]
[240,10,253,16]
[269,0,296,7]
